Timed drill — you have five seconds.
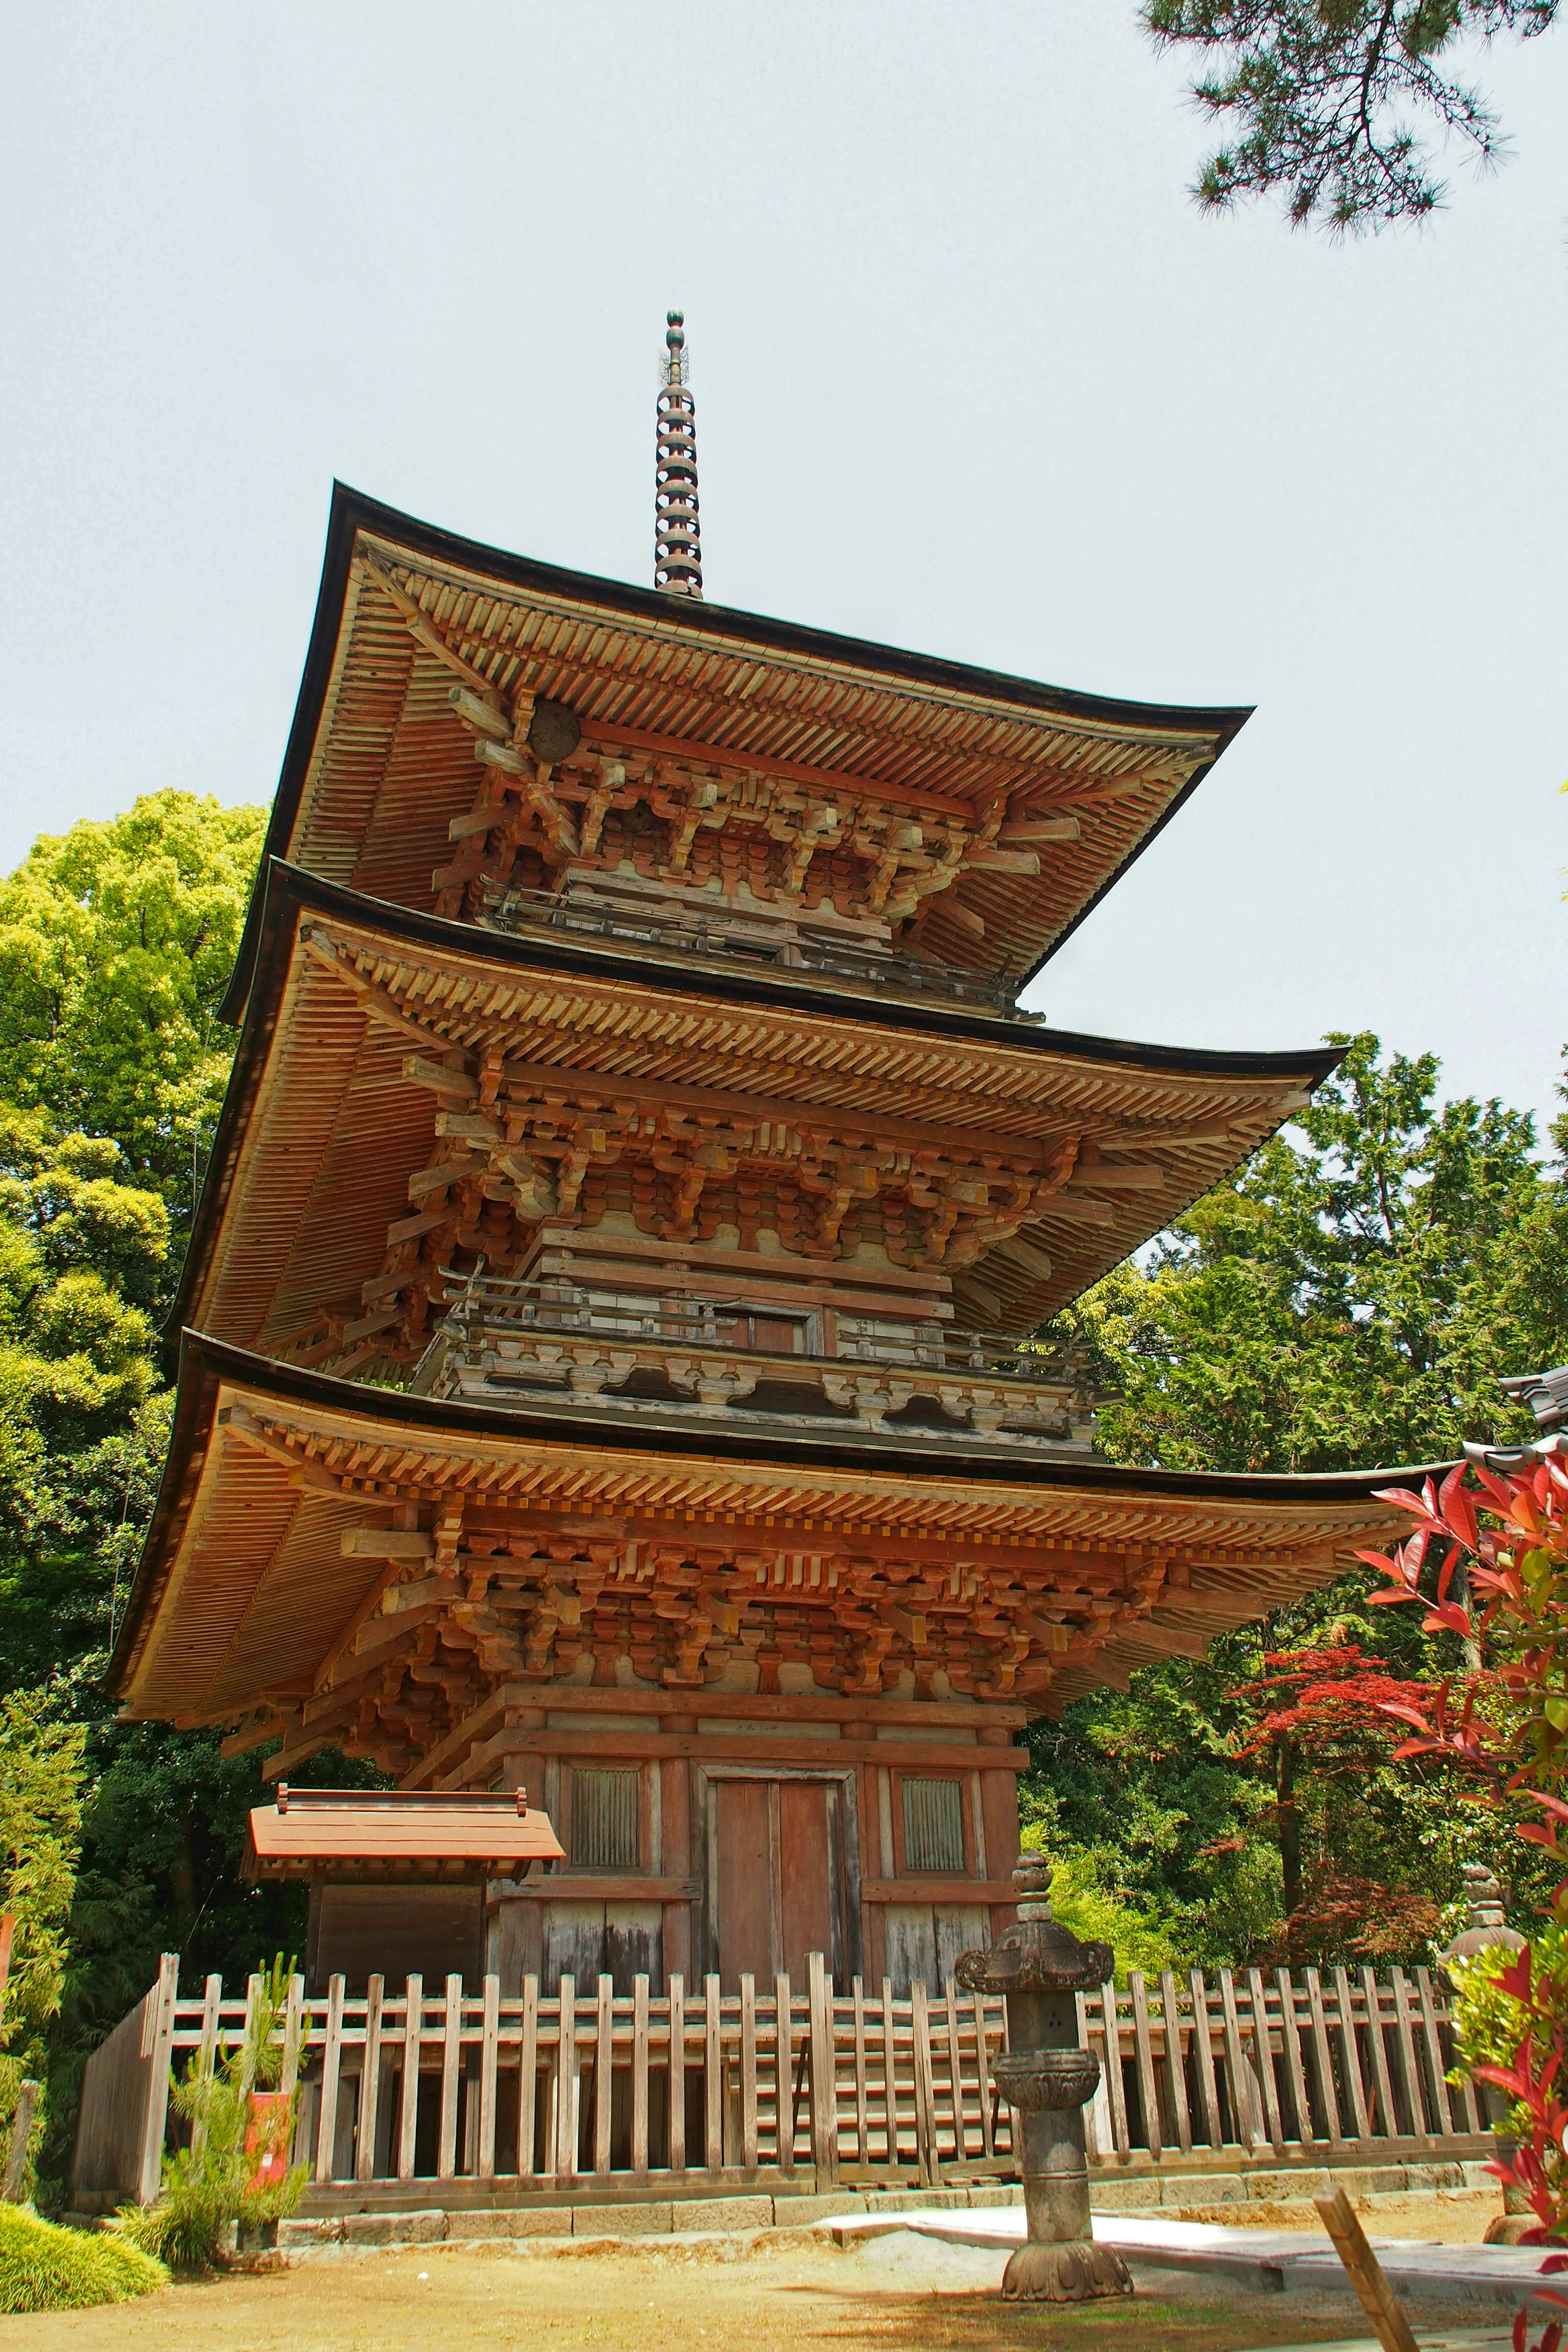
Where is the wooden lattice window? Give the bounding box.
[570,1768,640,1871]
[902,1777,965,1874]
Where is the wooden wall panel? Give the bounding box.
[713,1780,773,1990]
[311,1884,482,1994]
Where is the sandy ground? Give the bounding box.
[0,2228,1525,2352]
[1167,2192,1506,2243]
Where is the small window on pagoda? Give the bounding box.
[570,1768,640,1871]
[902,1777,965,1874]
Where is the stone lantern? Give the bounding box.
[956,1850,1132,2303]
[1438,1862,1529,2234]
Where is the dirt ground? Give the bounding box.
[0,2227,1522,2352]
[1170,2192,1504,2243]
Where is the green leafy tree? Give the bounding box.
[1024,1035,1568,1967]
[1144,1,1559,230]
[0,792,266,1287]
[0,1693,87,2193]
[1071,1033,1566,1474]
[0,1107,167,1544]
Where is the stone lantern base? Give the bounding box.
[1001,2241,1134,2303]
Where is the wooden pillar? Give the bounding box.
[661,1746,693,1990]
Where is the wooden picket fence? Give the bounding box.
[69,1952,1490,2212]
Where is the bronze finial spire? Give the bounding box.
[655,311,703,598]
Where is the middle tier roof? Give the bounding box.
[179,861,1339,1371]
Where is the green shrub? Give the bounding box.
[117,1955,306,2272]
[0,2204,166,2311]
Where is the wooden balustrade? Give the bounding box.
[68,1954,1491,2211]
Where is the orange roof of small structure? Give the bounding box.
[247,1786,564,1873]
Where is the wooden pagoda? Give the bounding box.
[113,474,1404,2002]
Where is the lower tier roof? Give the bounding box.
[113,1333,1415,1779]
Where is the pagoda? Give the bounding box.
[114,317,1401,2002]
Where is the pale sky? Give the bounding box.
[2,4,1564,1131]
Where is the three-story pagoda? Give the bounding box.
[114,331,1403,1999]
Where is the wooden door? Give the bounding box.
[706,1773,856,1992]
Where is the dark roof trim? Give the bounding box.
[221,482,1253,1023]
[274,858,1340,1071]
[110,1325,1431,1695]
[174,857,1342,1345]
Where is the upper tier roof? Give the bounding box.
[222,486,1252,1021]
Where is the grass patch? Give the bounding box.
[0,2204,168,2312]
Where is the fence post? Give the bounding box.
[555,1974,578,2183]
[1158,1969,1193,2154]
[315,1975,347,2184]
[909,1976,939,2185]
[135,1953,180,2206]
[806,1952,837,2185]
[1127,1971,1161,2159]
[1099,1973,1130,2160]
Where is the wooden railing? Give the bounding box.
[69,1953,1490,2212]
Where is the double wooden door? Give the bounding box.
[703,1769,859,1992]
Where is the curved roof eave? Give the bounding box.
[173,856,1345,1350]
[220,482,1253,1025]
[109,1326,1434,1699]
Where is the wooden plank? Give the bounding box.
[592,1976,615,2178]
[1245,1968,1286,2153]
[136,1956,180,2207]
[356,1975,385,2185]
[942,1980,966,2163]
[190,1975,223,2161]
[1389,1969,1430,2143]
[239,1973,262,2096]
[1075,1989,1100,2162]
[496,1726,1030,1774]
[518,1975,540,2180]
[974,1988,997,2161]
[399,1974,422,2181]
[1159,1970,1193,2155]
[1100,1976,1131,2159]
[1414,1969,1454,2138]
[807,1952,837,2183]
[314,1975,346,2185]
[741,1974,760,2170]
[477,1974,500,2180]
[632,1975,651,2180]
[910,1976,938,2187]
[1188,1971,1222,2152]
[773,1973,793,2175]
[1218,1970,1254,2152]
[438,1974,463,2180]
[1275,1967,1314,2147]
[281,1972,305,2099]
[1128,1971,1161,2160]
[667,1974,686,2174]
[878,1979,897,2169]
[704,1974,724,2172]
[1305,1968,1343,2148]
[850,1980,869,2167]
[1360,1968,1400,2143]
[1332,1967,1372,2145]
[1313,2187,1421,2352]
[555,1974,578,2183]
